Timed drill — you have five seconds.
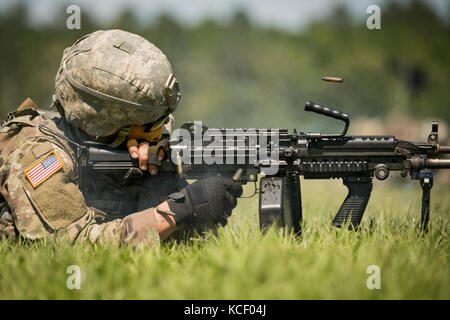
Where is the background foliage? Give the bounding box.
[0,1,449,135]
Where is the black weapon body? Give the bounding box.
[81,101,450,233]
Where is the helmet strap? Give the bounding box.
[107,126,132,148]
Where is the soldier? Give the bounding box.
[0,29,242,247]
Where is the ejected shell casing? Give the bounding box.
[322,76,344,83]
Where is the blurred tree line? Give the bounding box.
[0,0,449,133]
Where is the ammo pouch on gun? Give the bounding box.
[259,174,302,235]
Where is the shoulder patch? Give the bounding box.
[24,151,63,188]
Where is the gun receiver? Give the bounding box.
[80,100,450,233]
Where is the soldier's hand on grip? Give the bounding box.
[126,124,169,175]
[127,138,165,175]
[167,176,243,229]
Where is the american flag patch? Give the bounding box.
[24,151,63,188]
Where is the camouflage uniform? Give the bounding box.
[0,106,168,247]
[0,29,181,247]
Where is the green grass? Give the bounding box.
[0,179,449,299]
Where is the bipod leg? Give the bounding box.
[419,172,433,232]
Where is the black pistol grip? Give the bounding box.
[332,177,373,230]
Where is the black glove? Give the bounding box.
[167,176,243,228]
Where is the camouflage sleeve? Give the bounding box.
[2,137,90,240]
[0,203,16,239]
[73,208,160,248]
[2,136,161,247]
[3,136,160,247]
[0,112,161,247]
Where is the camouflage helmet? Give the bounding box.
[55,29,180,137]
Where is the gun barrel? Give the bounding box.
[438,145,450,154]
[426,159,450,169]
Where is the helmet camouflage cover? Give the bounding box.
[55,29,180,137]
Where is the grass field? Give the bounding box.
[0,178,448,299]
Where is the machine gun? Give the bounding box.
[81,100,450,233]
